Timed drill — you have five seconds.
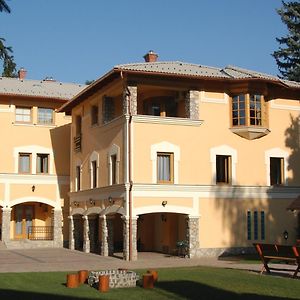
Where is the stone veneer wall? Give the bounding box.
[185,90,199,120]
[123,85,137,115]
[186,217,199,258]
[88,270,139,288]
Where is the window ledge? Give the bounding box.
[230,126,270,140]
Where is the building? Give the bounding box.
[0,69,85,248]
[60,51,300,260]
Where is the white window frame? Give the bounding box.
[265,148,288,186]
[13,145,53,174]
[89,151,99,188]
[75,160,82,192]
[108,144,120,185]
[151,141,180,184]
[210,145,237,185]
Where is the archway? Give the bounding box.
[137,213,187,255]
[73,214,84,251]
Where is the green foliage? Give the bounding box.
[0,0,17,78]
[273,1,300,82]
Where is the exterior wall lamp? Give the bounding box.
[108,196,114,204]
[283,230,289,240]
[73,201,79,207]
[89,198,95,205]
[32,185,35,192]
[162,200,167,207]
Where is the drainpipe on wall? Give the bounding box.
[121,71,133,261]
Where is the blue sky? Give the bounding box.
[1,0,286,83]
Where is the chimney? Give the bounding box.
[18,68,27,80]
[143,50,158,63]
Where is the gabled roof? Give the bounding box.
[0,76,86,101]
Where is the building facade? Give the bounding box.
[61,52,300,260]
[0,70,85,248]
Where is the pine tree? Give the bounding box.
[272,1,300,82]
[0,0,17,77]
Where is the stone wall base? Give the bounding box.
[4,240,63,250]
[191,246,255,257]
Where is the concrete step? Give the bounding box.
[4,239,55,249]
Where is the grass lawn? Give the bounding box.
[0,266,299,300]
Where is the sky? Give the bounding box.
[1,0,287,84]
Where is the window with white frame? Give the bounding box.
[265,148,288,186]
[91,160,97,188]
[36,153,49,174]
[18,153,31,173]
[37,108,54,125]
[108,144,120,185]
[157,152,174,183]
[151,142,180,184]
[15,107,31,123]
[210,145,237,185]
[76,165,81,191]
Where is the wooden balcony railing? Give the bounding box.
[28,226,54,240]
[74,134,82,152]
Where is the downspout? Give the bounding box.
[121,70,133,261]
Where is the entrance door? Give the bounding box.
[15,205,34,239]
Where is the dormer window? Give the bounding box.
[230,94,270,140]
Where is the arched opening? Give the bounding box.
[137,213,187,255]
[106,213,123,257]
[88,214,99,254]
[73,214,84,251]
[11,202,54,240]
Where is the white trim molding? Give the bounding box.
[210,145,238,185]
[133,205,195,217]
[89,151,99,188]
[151,141,180,184]
[265,148,289,186]
[9,196,60,209]
[13,145,54,174]
[270,100,300,111]
[108,144,120,185]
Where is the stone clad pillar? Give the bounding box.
[1,207,11,244]
[82,215,90,253]
[131,217,138,261]
[123,85,137,115]
[107,216,114,256]
[52,209,63,248]
[100,215,108,256]
[186,216,200,258]
[122,216,138,261]
[68,215,75,250]
[185,90,200,120]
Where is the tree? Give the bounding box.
[272,1,300,82]
[0,0,17,77]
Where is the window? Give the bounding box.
[76,166,81,191]
[216,155,231,184]
[19,153,31,173]
[15,107,31,123]
[261,211,265,240]
[36,154,49,174]
[231,94,266,127]
[91,105,98,126]
[253,211,258,240]
[91,160,97,188]
[157,152,174,183]
[37,108,54,125]
[102,96,114,124]
[111,155,117,185]
[247,210,265,241]
[75,115,82,136]
[270,157,284,185]
[247,211,251,240]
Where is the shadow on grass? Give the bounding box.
[0,289,97,300]
[156,280,289,300]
